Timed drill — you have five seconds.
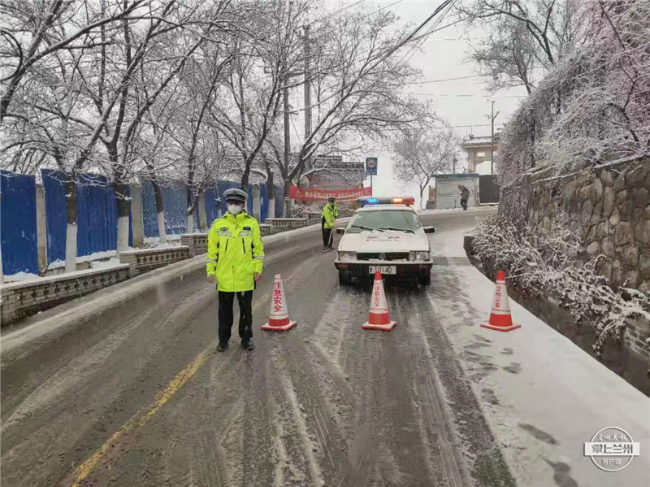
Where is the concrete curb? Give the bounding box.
[1,219,351,352]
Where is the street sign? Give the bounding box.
[365,157,378,176]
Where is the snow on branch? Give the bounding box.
[497,0,650,188]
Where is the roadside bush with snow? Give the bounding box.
[473,214,649,357]
[497,1,650,188]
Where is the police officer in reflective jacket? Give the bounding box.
[321,196,339,250]
[207,188,264,352]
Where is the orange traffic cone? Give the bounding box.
[262,274,297,331]
[362,271,396,331]
[480,270,520,332]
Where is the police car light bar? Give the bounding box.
[357,196,415,206]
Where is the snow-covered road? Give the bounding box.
[1,206,648,487]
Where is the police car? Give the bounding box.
[334,197,435,286]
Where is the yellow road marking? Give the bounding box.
[71,351,208,486]
[70,296,270,486]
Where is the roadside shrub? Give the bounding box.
[473,214,649,357]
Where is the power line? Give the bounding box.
[405,93,529,98]
[388,0,456,65]
[308,0,406,41]
[304,0,367,29]
[391,0,457,75]
[405,74,486,85]
[282,0,457,115]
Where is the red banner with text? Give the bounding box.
[289,186,371,201]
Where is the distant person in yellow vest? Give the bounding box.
[321,196,339,250]
[207,188,264,352]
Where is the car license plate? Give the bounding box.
[369,266,396,275]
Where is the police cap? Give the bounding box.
[224,188,247,204]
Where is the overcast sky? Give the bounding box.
[305,0,531,207]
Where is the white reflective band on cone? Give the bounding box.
[371,280,388,311]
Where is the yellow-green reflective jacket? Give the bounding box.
[206,212,264,292]
[321,203,339,229]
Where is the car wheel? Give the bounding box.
[418,271,431,286]
[338,271,351,286]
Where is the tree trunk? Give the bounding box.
[267,170,275,219]
[420,185,425,210]
[151,179,166,243]
[114,180,130,255]
[186,210,195,233]
[283,178,292,217]
[64,175,78,273]
[241,169,250,191]
[186,184,195,234]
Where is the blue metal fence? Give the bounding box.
[1,171,38,275]
[260,183,269,222]
[204,188,219,226]
[2,172,271,274]
[42,170,132,264]
[141,180,200,237]
[275,186,284,217]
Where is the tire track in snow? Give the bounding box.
[396,291,469,487]
[273,352,325,486]
[416,281,515,487]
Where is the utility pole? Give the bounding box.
[283,75,290,194]
[486,100,500,175]
[303,25,312,172]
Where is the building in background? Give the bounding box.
[461,134,501,175]
[308,155,365,190]
[433,173,479,209]
[425,186,436,209]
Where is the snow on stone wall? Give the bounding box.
[500,158,650,294]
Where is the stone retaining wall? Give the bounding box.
[266,218,308,229]
[119,247,190,275]
[181,234,208,257]
[1,265,131,325]
[500,158,650,293]
[180,227,273,257]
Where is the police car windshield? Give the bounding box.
[347,210,420,233]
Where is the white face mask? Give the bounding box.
[227,203,243,215]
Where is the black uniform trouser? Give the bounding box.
[461,197,468,210]
[218,290,253,345]
[322,227,333,247]
[322,217,333,247]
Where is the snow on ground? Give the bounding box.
[418,205,498,215]
[3,272,42,283]
[48,250,117,269]
[427,220,650,487]
[144,235,182,246]
[122,243,187,254]
[90,257,122,270]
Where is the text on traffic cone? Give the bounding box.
[480,270,521,332]
[262,274,297,331]
[362,271,396,331]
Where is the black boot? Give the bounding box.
[216,342,228,352]
[242,340,255,351]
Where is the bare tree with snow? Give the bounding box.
[207,0,310,192]
[287,9,428,188]
[393,124,460,209]
[497,0,650,187]
[456,0,583,93]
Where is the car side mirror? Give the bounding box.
[423,226,435,234]
[336,227,346,235]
